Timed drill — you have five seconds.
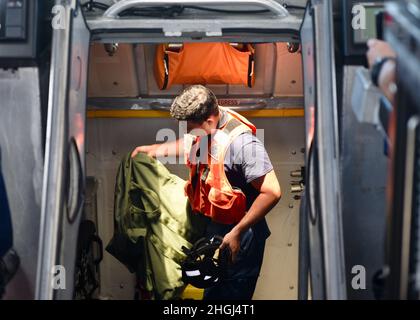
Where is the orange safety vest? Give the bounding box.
[154,43,255,90]
[184,107,257,225]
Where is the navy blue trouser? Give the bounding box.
[203,225,266,300]
[0,159,12,258]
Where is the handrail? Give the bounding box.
[103,0,289,18]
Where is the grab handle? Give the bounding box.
[104,0,289,18]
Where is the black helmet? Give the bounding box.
[181,236,229,289]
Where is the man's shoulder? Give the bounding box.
[230,131,258,146]
[229,131,266,154]
[227,132,267,165]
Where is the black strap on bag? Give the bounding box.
[74,220,103,300]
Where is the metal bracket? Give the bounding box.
[162,25,223,37]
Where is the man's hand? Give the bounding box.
[220,228,241,264]
[131,144,163,158]
[366,39,397,105]
[366,39,396,68]
[218,170,281,264]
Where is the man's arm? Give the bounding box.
[220,170,281,262]
[377,59,397,106]
[131,138,184,158]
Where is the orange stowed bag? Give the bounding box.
[154,43,255,90]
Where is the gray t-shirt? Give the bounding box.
[224,132,274,207]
